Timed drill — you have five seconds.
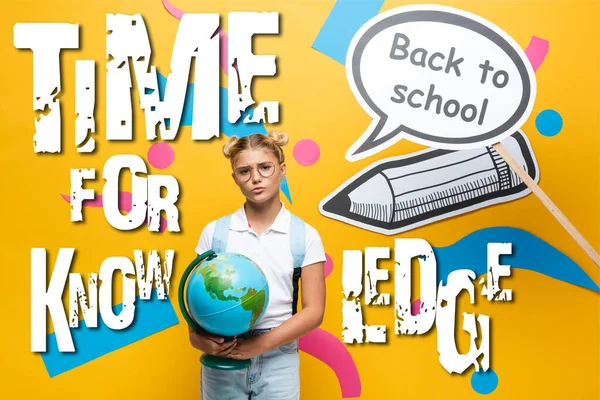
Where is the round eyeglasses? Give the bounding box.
[233,162,277,182]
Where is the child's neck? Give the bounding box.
[244,196,282,236]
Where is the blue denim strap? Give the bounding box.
[211,214,231,253]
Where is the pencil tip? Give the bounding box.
[322,191,351,216]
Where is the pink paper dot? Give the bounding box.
[148,142,174,169]
[411,299,422,316]
[293,139,320,166]
[324,254,333,277]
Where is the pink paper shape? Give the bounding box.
[161,0,184,19]
[525,36,549,72]
[293,139,321,166]
[162,0,229,76]
[324,254,334,277]
[411,298,422,316]
[148,142,175,169]
[299,328,362,398]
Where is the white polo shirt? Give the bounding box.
[195,203,326,329]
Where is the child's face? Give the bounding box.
[232,148,286,204]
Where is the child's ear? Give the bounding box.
[280,163,286,178]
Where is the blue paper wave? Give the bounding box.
[433,227,599,293]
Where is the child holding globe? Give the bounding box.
[189,131,327,399]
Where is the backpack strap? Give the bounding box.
[290,214,306,269]
[290,214,306,315]
[211,214,232,253]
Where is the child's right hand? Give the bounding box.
[188,325,237,356]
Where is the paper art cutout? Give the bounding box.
[320,131,538,235]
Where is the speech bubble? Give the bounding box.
[345,4,537,161]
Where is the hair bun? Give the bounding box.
[222,136,240,159]
[268,131,288,147]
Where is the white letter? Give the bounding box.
[228,12,279,124]
[69,273,98,328]
[134,249,174,299]
[106,13,220,141]
[31,248,74,352]
[99,257,136,329]
[14,23,79,153]
[483,243,513,301]
[342,250,364,344]
[70,168,95,221]
[394,239,437,335]
[365,247,390,305]
[436,270,490,374]
[147,175,180,232]
[76,60,96,152]
[341,250,386,344]
[102,155,147,230]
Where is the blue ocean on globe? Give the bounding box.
[185,253,269,337]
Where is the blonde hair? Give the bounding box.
[223,131,288,167]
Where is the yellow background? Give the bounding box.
[1,0,598,398]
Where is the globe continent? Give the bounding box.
[186,253,269,337]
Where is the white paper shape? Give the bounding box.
[345,4,536,161]
[319,131,539,235]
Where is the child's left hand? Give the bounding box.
[228,337,267,360]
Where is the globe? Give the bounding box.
[184,252,269,337]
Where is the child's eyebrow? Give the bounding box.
[235,161,273,168]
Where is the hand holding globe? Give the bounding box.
[179,250,270,370]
